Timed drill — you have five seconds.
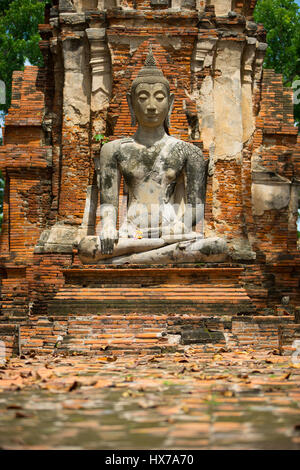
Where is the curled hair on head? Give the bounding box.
[130,77,170,97]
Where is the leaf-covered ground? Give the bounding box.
[0,346,300,450]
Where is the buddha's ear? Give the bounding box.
[166,93,175,128]
[127,93,136,126]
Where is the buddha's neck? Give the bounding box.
[134,126,167,148]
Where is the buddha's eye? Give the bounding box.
[138,94,148,102]
[155,94,165,102]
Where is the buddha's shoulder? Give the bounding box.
[101,138,133,155]
[170,138,203,156]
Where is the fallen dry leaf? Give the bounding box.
[137,399,159,409]
[93,379,114,388]
[15,411,34,419]
[6,404,23,410]
[62,400,85,410]
[96,356,117,363]
[68,381,81,392]
[36,368,53,381]
[213,354,223,361]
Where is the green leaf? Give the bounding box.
[94,134,109,143]
[94,134,105,142]
[0,0,48,114]
[254,0,300,129]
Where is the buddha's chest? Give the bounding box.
[118,143,185,186]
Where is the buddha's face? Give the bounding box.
[131,83,170,128]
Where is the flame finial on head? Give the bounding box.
[144,45,156,67]
[130,43,170,93]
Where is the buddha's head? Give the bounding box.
[127,47,175,132]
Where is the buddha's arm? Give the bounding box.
[185,145,207,227]
[96,142,120,254]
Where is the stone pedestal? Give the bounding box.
[48,265,254,316]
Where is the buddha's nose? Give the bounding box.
[147,98,157,113]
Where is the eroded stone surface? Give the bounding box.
[95,237,228,265]
[78,49,211,264]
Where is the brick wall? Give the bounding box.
[0,0,299,354]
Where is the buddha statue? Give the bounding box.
[78,48,227,264]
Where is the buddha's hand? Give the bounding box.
[168,221,189,236]
[99,227,119,255]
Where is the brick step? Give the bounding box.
[47,267,255,317]
[58,284,245,289]
[55,295,249,301]
[48,301,253,316]
[30,314,232,321]
[55,346,171,356]
[9,315,300,355]
[55,287,249,296]
[18,313,234,354]
[64,283,244,288]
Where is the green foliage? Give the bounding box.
[254,0,300,127]
[94,134,109,144]
[0,0,48,116]
[0,0,48,229]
